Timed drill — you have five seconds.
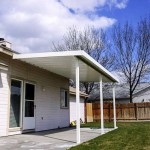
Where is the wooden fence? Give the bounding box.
[86,102,150,122]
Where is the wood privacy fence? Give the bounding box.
[86,102,150,122]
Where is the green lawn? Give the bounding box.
[70,122,150,150]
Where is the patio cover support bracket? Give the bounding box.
[76,58,80,144]
[100,76,104,134]
[113,87,117,129]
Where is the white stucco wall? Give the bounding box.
[0,52,70,136]
[69,95,85,123]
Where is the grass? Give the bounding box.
[70,122,150,150]
[81,121,114,128]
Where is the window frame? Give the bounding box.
[60,88,69,109]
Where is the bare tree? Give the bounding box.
[113,17,150,103]
[53,26,115,99]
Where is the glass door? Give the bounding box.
[23,82,35,130]
[9,79,22,128]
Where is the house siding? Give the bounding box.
[0,70,9,136]
[69,95,85,123]
[133,88,150,103]
[0,52,69,136]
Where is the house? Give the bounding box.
[69,87,88,123]
[88,83,150,104]
[132,84,150,103]
[0,41,70,136]
[0,39,118,143]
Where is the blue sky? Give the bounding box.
[98,0,150,25]
[0,0,149,53]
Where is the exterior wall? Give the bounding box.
[133,88,150,103]
[0,52,69,136]
[0,69,9,136]
[69,95,85,123]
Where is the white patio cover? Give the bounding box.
[13,50,118,83]
[13,50,118,144]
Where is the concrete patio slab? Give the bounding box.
[0,127,115,150]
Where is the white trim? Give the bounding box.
[76,58,80,144]
[9,127,21,131]
[23,81,36,130]
[0,63,8,71]
[13,51,82,59]
[13,50,119,83]
[60,88,69,109]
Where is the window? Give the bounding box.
[60,89,69,108]
[9,79,22,128]
[25,83,35,117]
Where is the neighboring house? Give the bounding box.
[0,39,118,141]
[88,83,150,104]
[132,85,150,103]
[69,87,88,123]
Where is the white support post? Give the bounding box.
[76,58,80,144]
[100,76,104,134]
[113,87,117,129]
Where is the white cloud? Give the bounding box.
[109,0,128,9]
[60,0,106,13]
[0,0,128,53]
[60,0,128,12]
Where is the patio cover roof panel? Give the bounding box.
[13,51,119,83]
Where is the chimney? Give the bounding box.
[0,38,12,49]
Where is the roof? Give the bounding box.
[69,87,88,98]
[13,50,119,83]
[88,82,150,101]
[0,45,18,56]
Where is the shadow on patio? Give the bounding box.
[0,127,116,150]
[25,127,115,143]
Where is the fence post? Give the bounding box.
[135,103,138,120]
[92,103,94,122]
[84,103,87,123]
[109,103,111,122]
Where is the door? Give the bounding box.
[23,82,35,130]
[9,79,22,128]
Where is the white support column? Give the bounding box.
[100,76,104,134]
[113,87,117,129]
[76,58,80,144]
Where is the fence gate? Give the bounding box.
[86,103,93,122]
